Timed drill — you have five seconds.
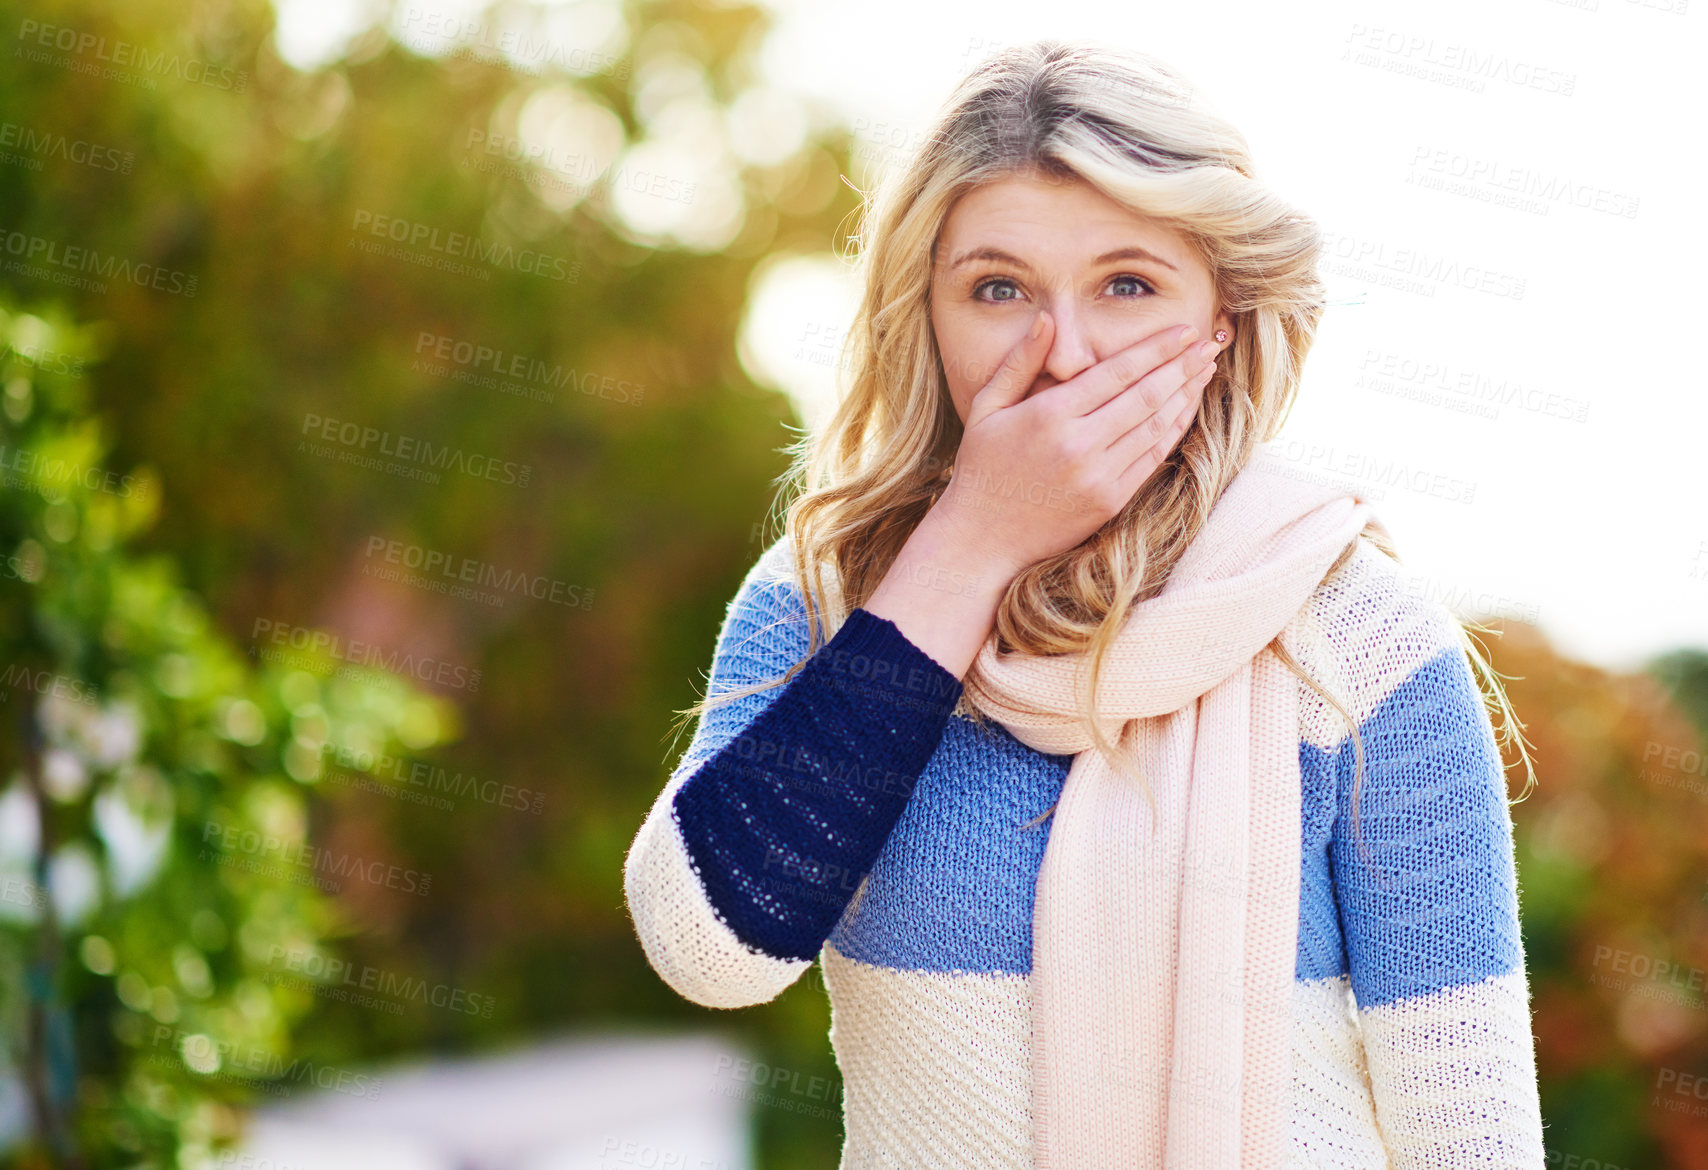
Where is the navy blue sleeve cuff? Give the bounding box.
[671,606,964,961]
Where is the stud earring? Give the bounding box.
[1214,330,1228,343]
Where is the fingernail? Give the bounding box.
[1179,325,1200,347]
[1031,313,1046,339]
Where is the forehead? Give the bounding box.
[935,171,1190,269]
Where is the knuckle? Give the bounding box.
[1057,428,1093,465]
[1070,461,1104,495]
[1032,396,1068,431]
[1110,351,1144,387]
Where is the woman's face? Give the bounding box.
[929,169,1232,428]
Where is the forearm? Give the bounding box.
[668,605,963,962]
[863,504,1018,680]
[1359,968,1545,1168]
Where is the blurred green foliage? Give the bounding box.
[0,300,454,1165]
[0,0,863,1164]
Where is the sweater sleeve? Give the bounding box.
[622,540,964,1009]
[1328,588,1547,1167]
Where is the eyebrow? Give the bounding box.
[945,245,1179,274]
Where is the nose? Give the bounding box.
[1037,295,1098,390]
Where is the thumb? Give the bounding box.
[966,310,1053,425]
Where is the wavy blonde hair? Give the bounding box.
[675,39,1535,878]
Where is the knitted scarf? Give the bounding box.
[959,442,1380,1167]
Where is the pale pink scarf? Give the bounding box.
[959,442,1380,1167]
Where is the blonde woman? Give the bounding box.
[624,39,1546,1169]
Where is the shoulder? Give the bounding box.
[728,532,805,615]
[749,531,797,587]
[1285,535,1473,751]
[708,533,812,674]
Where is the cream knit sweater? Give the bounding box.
[624,533,1548,1168]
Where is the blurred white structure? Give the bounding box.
[228,1032,755,1170]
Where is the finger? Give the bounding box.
[1109,372,1205,490]
[965,310,1055,425]
[1084,334,1215,439]
[1055,321,1200,419]
[1104,360,1212,470]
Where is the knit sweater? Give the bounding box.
[624,533,1547,1169]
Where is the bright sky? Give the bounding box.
[744,0,1708,675]
[275,0,1707,673]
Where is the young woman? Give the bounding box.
[625,39,1545,1169]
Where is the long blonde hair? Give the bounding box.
[675,39,1535,878]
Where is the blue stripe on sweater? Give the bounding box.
[1327,644,1524,1008]
[1296,738,1348,981]
[829,644,1521,1008]
[827,716,1072,974]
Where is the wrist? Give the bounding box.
[913,502,1022,594]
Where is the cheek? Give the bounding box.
[931,319,974,422]
[934,315,1007,410]
[938,364,970,427]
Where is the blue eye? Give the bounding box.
[971,274,1155,302]
[1108,274,1154,297]
[972,277,1022,302]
